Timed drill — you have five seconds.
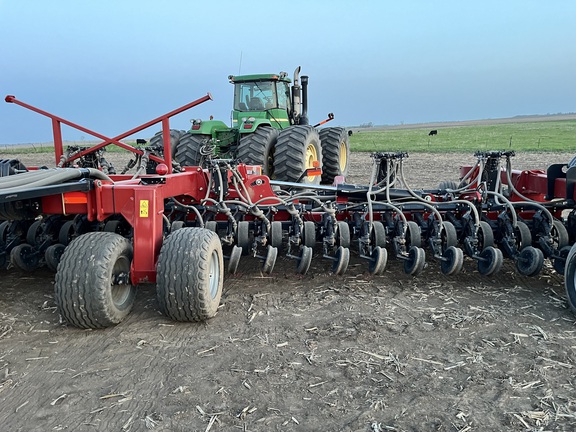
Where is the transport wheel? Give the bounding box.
[406,221,422,248]
[228,245,242,275]
[0,221,9,243]
[368,246,387,275]
[477,221,495,251]
[11,243,41,271]
[45,243,65,272]
[332,246,350,275]
[477,246,503,276]
[514,221,532,251]
[441,221,458,251]
[371,221,387,247]
[262,246,277,275]
[337,221,351,248]
[173,133,210,167]
[55,232,136,329]
[149,129,183,158]
[296,246,313,275]
[551,220,569,250]
[171,221,185,232]
[319,127,350,184]
[237,126,279,177]
[302,221,316,248]
[440,246,464,276]
[564,243,576,313]
[270,221,283,249]
[156,228,223,322]
[553,245,571,275]
[404,246,425,276]
[205,221,218,233]
[236,221,251,256]
[516,246,544,277]
[274,125,322,184]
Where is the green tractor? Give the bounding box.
[151,67,350,184]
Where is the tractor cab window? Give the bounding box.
[234,81,277,111]
[276,81,291,110]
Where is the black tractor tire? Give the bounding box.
[55,232,136,329]
[174,133,211,167]
[564,244,576,313]
[274,125,322,184]
[149,129,184,157]
[237,126,279,177]
[319,127,350,184]
[156,228,223,322]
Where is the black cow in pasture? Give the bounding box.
[428,130,438,136]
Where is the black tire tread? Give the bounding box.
[319,127,349,183]
[274,125,322,183]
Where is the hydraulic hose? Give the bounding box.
[0,168,112,194]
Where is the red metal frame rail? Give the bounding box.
[5,93,212,173]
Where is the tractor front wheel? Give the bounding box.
[274,125,322,184]
[55,232,136,329]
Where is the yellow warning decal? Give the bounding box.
[139,200,149,217]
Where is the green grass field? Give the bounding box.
[349,120,576,153]
[1,119,575,155]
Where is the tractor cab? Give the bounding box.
[229,73,294,131]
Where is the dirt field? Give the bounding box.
[1,150,575,431]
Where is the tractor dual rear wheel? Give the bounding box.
[319,127,350,184]
[55,232,136,329]
[156,228,223,322]
[274,125,322,184]
[174,133,211,167]
[237,126,279,177]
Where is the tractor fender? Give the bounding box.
[188,119,230,136]
[239,118,273,134]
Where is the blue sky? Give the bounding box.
[0,0,575,144]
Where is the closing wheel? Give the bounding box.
[11,243,41,272]
[403,246,425,276]
[228,245,242,275]
[270,221,283,249]
[58,220,76,245]
[296,246,313,275]
[514,221,532,251]
[157,228,223,322]
[302,221,316,248]
[477,221,494,250]
[551,220,569,250]
[45,243,66,272]
[441,221,458,252]
[26,220,43,246]
[262,246,278,275]
[565,244,576,313]
[368,246,387,275]
[477,246,503,276]
[440,246,464,276]
[55,232,136,329]
[553,245,571,275]
[236,221,251,256]
[332,246,350,275]
[371,221,387,247]
[406,221,421,248]
[337,221,351,248]
[516,246,544,277]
